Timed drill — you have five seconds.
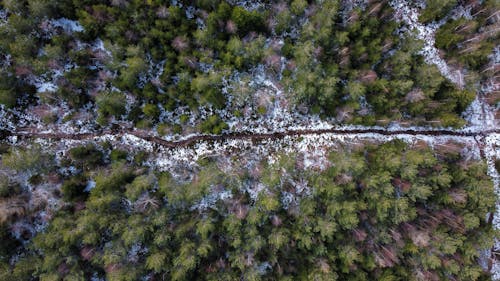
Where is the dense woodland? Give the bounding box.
[432,0,499,107]
[0,0,497,131]
[0,140,496,280]
[432,0,498,72]
[0,0,499,280]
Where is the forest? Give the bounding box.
[0,0,499,280]
[0,0,497,133]
[0,140,496,280]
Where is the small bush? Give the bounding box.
[199,115,228,134]
[61,175,87,201]
[68,144,104,168]
[110,149,128,162]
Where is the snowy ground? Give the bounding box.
[487,133,500,279]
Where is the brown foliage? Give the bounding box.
[0,196,28,225]
[172,36,189,52]
[436,209,465,233]
[271,215,282,226]
[405,88,425,103]
[317,258,331,273]
[80,246,96,261]
[359,70,378,83]
[232,203,249,220]
[156,6,169,18]
[409,230,430,247]
[352,228,367,242]
[392,177,411,192]
[374,245,399,267]
[57,262,70,276]
[15,65,33,77]
[226,20,237,34]
[134,194,160,213]
[105,263,121,273]
[448,189,467,204]
[336,173,353,185]
[265,54,282,72]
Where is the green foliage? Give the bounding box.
[68,144,104,169]
[230,7,266,36]
[199,115,229,134]
[0,177,19,198]
[281,1,472,127]
[5,141,495,280]
[61,174,87,201]
[142,103,160,120]
[0,74,19,108]
[419,0,457,23]
[2,146,52,174]
[0,0,497,278]
[0,0,485,130]
[96,91,126,125]
[433,1,498,85]
[110,149,128,162]
[435,18,469,50]
[290,0,308,16]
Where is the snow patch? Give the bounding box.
[85,180,96,192]
[0,8,7,27]
[35,81,58,93]
[228,0,264,11]
[190,186,233,211]
[391,0,466,88]
[50,18,84,33]
[485,134,500,280]
[463,97,497,131]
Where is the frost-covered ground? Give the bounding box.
[486,133,500,279]
[463,97,497,132]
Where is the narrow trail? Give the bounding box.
[2,126,499,148]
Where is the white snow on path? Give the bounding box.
[16,129,485,172]
[464,44,500,134]
[463,97,497,132]
[485,134,500,280]
[390,0,466,88]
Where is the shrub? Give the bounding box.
[68,144,104,169]
[61,175,87,201]
[199,115,228,134]
[231,7,266,36]
[96,91,126,125]
[110,149,128,162]
[419,0,457,23]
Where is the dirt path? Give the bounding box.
[3,127,499,148]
